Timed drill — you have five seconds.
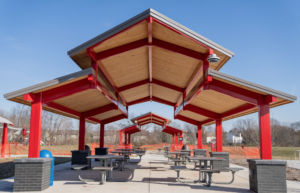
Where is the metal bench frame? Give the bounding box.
[110,165,141,182]
[210,167,244,185]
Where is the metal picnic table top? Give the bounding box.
[116,149,134,151]
[175,149,194,152]
[86,155,124,159]
[168,151,189,154]
[187,156,225,161]
[111,151,133,154]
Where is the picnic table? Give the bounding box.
[85,154,141,183]
[175,149,194,156]
[168,152,189,166]
[116,149,134,151]
[111,150,134,162]
[87,155,124,178]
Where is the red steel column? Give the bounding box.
[120,130,123,145]
[216,118,223,152]
[176,133,178,145]
[197,123,203,149]
[172,134,174,145]
[258,95,272,159]
[128,134,131,144]
[99,123,105,148]
[78,113,85,150]
[28,93,42,158]
[180,132,183,145]
[1,123,8,157]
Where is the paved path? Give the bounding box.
[286,160,300,169]
[1,151,300,192]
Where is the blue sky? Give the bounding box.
[0,1,299,131]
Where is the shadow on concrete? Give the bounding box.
[167,183,249,192]
[138,167,164,169]
[63,182,87,185]
[142,177,178,182]
[148,162,168,164]
[0,180,13,192]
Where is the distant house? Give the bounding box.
[227,133,243,144]
[206,132,216,143]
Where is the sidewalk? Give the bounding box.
[1,151,300,193]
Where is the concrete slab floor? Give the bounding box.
[1,151,300,193]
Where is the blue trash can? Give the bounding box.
[40,150,54,186]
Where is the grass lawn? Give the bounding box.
[272,147,300,159]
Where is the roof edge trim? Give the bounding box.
[208,69,297,102]
[67,8,234,58]
[4,68,92,100]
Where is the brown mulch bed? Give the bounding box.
[230,158,300,182]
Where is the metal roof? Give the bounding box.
[67,8,234,58]
[208,69,297,102]
[130,111,172,124]
[3,68,92,100]
[0,117,13,125]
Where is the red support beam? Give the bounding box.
[84,104,116,118]
[152,79,183,92]
[118,79,149,92]
[207,79,259,105]
[41,79,91,103]
[88,19,147,52]
[201,118,215,125]
[102,114,126,125]
[152,120,165,125]
[258,95,273,159]
[184,104,218,119]
[138,119,151,125]
[96,39,148,60]
[172,134,174,145]
[44,102,80,117]
[175,49,213,107]
[99,123,105,148]
[128,97,149,106]
[148,17,153,101]
[28,93,42,158]
[175,115,199,126]
[43,102,101,124]
[153,38,204,61]
[140,122,151,127]
[221,103,257,119]
[119,130,123,145]
[92,37,206,63]
[118,78,183,93]
[136,113,151,121]
[180,132,183,145]
[197,124,203,149]
[78,113,85,150]
[216,118,222,152]
[152,96,175,106]
[152,18,210,49]
[183,75,212,108]
[1,123,8,158]
[176,133,178,145]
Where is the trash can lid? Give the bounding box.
[40,150,53,158]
